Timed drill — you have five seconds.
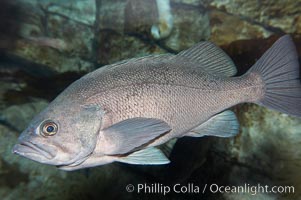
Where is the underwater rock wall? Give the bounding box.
[0,0,301,200]
[209,0,301,45]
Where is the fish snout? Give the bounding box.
[13,141,57,160]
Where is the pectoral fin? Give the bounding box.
[102,118,171,155]
[186,110,239,138]
[116,147,170,165]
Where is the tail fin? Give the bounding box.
[248,35,301,117]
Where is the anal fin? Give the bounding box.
[116,147,170,165]
[157,138,177,157]
[185,110,239,138]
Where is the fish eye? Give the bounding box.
[41,121,58,136]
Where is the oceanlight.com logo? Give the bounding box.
[125,183,295,196]
[208,183,294,196]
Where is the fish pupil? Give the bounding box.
[47,126,54,133]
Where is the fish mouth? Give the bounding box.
[13,141,56,160]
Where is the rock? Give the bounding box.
[95,0,162,65]
[0,0,41,50]
[0,81,24,110]
[96,30,166,65]
[124,0,158,36]
[98,0,127,33]
[45,14,95,59]
[172,0,202,6]
[102,0,210,53]
[1,100,48,132]
[1,0,95,73]
[95,0,169,65]
[12,40,95,73]
[220,35,301,75]
[161,1,210,51]
[0,100,66,200]
[218,104,301,199]
[210,0,301,33]
[45,0,96,26]
[209,10,272,46]
[209,0,301,44]
[295,15,301,34]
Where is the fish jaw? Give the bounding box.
[12,141,57,164]
[58,154,115,171]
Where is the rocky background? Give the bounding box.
[0,0,301,200]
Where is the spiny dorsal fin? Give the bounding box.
[176,41,237,77]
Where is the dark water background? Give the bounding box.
[0,0,301,200]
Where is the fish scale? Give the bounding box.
[13,35,301,170]
[93,75,259,147]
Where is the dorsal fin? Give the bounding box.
[175,41,237,77]
[104,54,174,71]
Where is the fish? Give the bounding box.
[13,35,301,171]
[151,0,173,40]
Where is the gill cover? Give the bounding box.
[67,104,104,166]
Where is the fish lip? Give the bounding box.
[13,141,55,160]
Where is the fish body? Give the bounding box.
[75,56,258,145]
[13,35,301,170]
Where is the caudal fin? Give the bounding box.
[248,35,301,117]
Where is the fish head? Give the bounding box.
[13,101,104,167]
